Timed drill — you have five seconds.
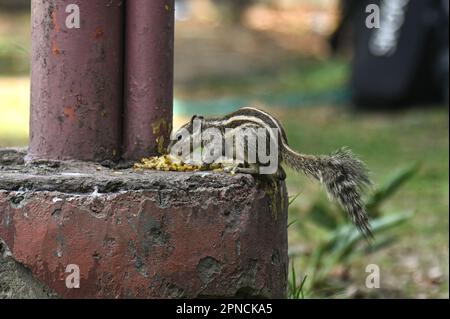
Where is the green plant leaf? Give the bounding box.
[364,235,398,254]
[309,202,339,230]
[298,275,308,299]
[288,258,309,299]
[309,212,412,288]
[289,192,302,207]
[329,211,412,256]
[366,164,419,213]
[287,220,298,228]
[290,163,416,297]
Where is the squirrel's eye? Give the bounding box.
[177,135,183,141]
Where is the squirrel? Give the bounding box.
[167,106,373,238]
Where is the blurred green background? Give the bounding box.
[0,0,448,298]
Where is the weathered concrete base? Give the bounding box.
[0,149,288,299]
[0,239,58,299]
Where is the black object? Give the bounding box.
[0,0,30,12]
[331,0,449,107]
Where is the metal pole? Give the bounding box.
[28,0,124,161]
[123,0,175,160]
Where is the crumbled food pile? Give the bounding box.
[134,155,223,172]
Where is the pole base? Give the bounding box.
[0,149,288,299]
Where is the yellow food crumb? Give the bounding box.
[134,155,223,172]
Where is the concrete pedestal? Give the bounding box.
[0,149,288,299]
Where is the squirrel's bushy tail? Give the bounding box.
[282,146,373,239]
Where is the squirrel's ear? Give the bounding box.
[191,115,204,122]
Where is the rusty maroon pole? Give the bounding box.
[28,1,124,161]
[123,0,175,160]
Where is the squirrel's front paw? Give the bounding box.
[223,166,238,175]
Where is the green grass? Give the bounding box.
[288,164,417,298]
[175,58,349,100]
[279,106,449,298]
[0,12,30,75]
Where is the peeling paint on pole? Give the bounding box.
[123,0,175,160]
[28,0,124,161]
